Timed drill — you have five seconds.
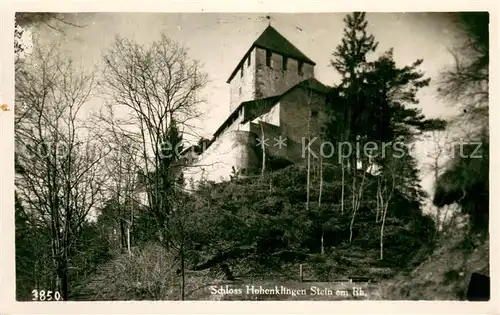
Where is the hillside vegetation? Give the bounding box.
[71,164,438,300]
[15,12,489,302]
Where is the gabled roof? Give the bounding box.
[294,78,330,95]
[254,26,315,65]
[241,95,282,124]
[213,78,330,138]
[227,25,316,83]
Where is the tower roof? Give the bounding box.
[227,25,316,83]
[253,26,315,65]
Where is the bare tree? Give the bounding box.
[437,13,488,138]
[349,135,370,243]
[15,41,105,300]
[98,126,142,255]
[433,13,489,236]
[101,34,207,245]
[305,90,312,212]
[92,104,145,254]
[318,129,325,255]
[378,153,397,260]
[100,34,207,299]
[379,167,396,260]
[259,119,266,175]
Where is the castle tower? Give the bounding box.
[226,25,316,113]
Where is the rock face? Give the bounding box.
[183,25,332,188]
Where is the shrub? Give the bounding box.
[80,244,179,300]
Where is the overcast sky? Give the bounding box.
[26,12,466,201]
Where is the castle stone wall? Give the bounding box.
[229,48,256,113]
[182,130,259,186]
[279,88,329,163]
[254,47,314,99]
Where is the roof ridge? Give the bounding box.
[226,25,315,83]
[253,25,314,64]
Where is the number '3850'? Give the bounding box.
[32,289,63,301]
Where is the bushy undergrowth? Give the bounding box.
[76,164,438,300]
[178,164,436,280]
[74,244,216,300]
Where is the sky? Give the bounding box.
[25,12,466,202]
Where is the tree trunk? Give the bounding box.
[319,152,324,255]
[127,227,131,256]
[306,122,311,212]
[259,120,266,176]
[349,162,367,243]
[59,256,69,300]
[180,244,185,301]
[120,220,126,249]
[306,150,311,211]
[380,174,395,260]
[319,153,323,205]
[380,201,389,260]
[376,176,381,223]
[433,163,441,237]
[349,158,356,242]
[341,158,345,215]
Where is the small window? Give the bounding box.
[282,56,288,71]
[239,87,242,95]
[311,110,318,118]
[266,50,272,67]
[298,61,304,75]
[247,54,251,66]
[240,66,244,77]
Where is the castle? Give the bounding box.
[182,25,331,185]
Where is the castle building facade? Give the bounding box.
[182,25,331,186]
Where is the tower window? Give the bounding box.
[298,61,304,75]
[248,53,251,66]
[282,56,288,71]
[239,87,242,95]
[241,65,244,77]
[266,50,272,68]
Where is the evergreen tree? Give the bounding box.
[327,12,446,251]
[329,12,379,169]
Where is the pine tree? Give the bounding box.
[330,12,379,166]
[328,12,379,243]
[361,43,445,259]
[328,12,445,250]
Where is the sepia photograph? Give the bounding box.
[10,9,490,304]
